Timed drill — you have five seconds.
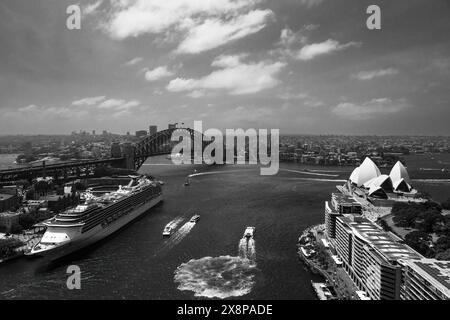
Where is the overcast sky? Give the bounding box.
[0,0,449,135]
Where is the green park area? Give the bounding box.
[380,198,450,260]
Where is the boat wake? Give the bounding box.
[157,221,196,254]
[413,179,450,184]
[287,177,347,183]
[188,169,255,178]
[306,169,348,173]
[280,169,339,177]
[174,255,256,299]
[173,235,257,299]
[165,216,184,229]
[238,238,256,262]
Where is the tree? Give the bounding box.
[435,236,450,253]
[436,248,450,261]
[10,223,23,234]
[0,238,24,258]
[377,219,391,232]
[405,231,433,257]
[19,213,36,230]
[442,198,450,210]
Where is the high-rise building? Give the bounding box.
[135,130,147,138]
[120,143,135,170]
[149,125,157,136]
[111,142,122,158]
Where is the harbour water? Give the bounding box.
[0,154,449,299]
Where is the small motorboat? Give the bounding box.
[162,226,173,237]
[190,214,200,223]
[244,227,255,239]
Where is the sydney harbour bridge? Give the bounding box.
[0,128,203,183]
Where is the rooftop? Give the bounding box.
[332,193,360,206]
[340,215,421,262]
[400,259,450,298]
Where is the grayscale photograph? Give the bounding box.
[0,0,449,307]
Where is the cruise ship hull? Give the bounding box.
[28,194,163,262]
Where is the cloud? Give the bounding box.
[167,54,286,95]
[72,96,106,106]
[176,9,273,54]
[12,105,89,120]
[278,25,319,48]
[124,57,143,67]
[279,28,307,48]
[97,99,140,111]
[98,99,125,109]
[299,0,325,8]
[18,104,39,112]
[277,92,308,100]
[332,98,409,120]
[83,0,103,16]
[116,100,140,110]
[352,68,399,80]
[297,39,361,60]
[187,90,206,98]
[144,66,174,82]
[97,0,271,54]
[277,91,324,108]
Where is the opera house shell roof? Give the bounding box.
[363,174,394,192]
[349,157,381,187]
[349,158,413,193]
[389,161,411,185]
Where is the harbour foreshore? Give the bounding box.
[297,224,358,300]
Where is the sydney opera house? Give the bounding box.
[347,157,415,200]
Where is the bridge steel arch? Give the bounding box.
[133,127,204,170]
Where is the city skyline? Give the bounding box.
[0,0,449,136]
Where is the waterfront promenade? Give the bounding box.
[297,224,358,300]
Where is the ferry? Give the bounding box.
[27,175,163,261]
[244,227,255,239]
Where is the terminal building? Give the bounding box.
[334,215,421,300]
[399,259,450,300]
[324,192,450,300]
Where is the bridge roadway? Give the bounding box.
[0,127,202,183]
[0,158,126,183]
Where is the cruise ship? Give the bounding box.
[27,175,163,261]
